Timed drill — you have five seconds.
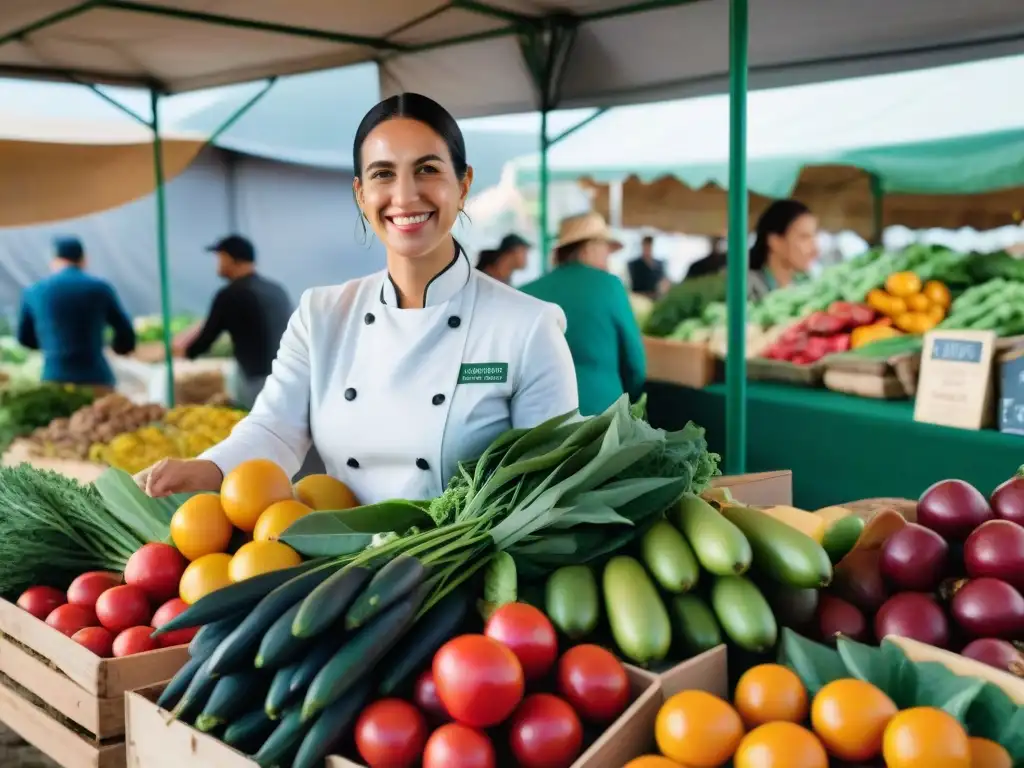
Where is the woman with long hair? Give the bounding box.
[748,199,820,301]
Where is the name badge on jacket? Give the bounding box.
[459,362,509,384]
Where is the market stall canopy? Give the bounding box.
[2,1,1023,115]
[0,114,206,226]
[510,53,1024,236]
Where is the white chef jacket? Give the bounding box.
[201,247,579,504]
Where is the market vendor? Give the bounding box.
[748,199,820,301]
[520,212,646,416]
[138,93,579,503]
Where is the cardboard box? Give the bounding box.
[643,336,715,389]
[126,666,661,768]
[711,470,792,506]
[0,598,189,768]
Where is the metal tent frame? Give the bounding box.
[2,0,1018,470]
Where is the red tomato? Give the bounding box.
[433,634,524,728]
[45,604,96,637]
[556,644,630,724]
[509,694,584,768]
[95,585,152,634]
[125,543,186,604]
[67,572,121,609]
[354,698,428,768]
[72,627,114,657]
[484,602,558,681]
[150,598,198,647]
[17,586,66,621]
[413,669,450,722]
[112,626,159,657]
[423,723,495,768]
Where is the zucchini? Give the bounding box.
[255,602,306,669]
[254,707,308,768]
[377,588,471,696]
[669,594,722,655]
[545,565,599,640]
[302,587,423,720]
[291,681,373,768]
[710,575,778,653]
[669,495,752,576]
[188,614,244,660]
[266,662,301,719]
[822,515,866,564]
[195,671,270,732]
[602,556,671,666]
[156,655,203,710]
[719,504,833,588]
[641,519,700,593]
[288,631,345,700]
[206,564,340,676]
[171,655,218,723]
[153,559,332,635]
[344,554,427,630]
[222,709,277,755]
[292,564,373,639]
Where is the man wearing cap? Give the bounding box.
[476,233,530,284]
[17,236,136,391]
[176,235,292,409]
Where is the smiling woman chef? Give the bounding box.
[137,94,579,503]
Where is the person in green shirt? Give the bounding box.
[520,212,646,416]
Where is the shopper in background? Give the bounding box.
[521,212,646,416]
[627,234,669,299]
[176,234,292,409]
[476,233,530,284]
[685,236,728,279]
[17,236,135,391]
[748,199,820,301]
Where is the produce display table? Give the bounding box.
[646,380,1021,509]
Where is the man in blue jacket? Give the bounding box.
[17,236,136,389]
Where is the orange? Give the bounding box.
[228,540,302,582]
[170,493,234,560]
[220,459,294,532]
[253,499,312,542]
[622,758,684,768]
[655,690,744,768]
[882,707,970,768]
[293,474,359,511]
[968,737,1012,768]
[734,722,828,768]
[179,553,232,604]
[810,677,897,762]
[733,663,808,727]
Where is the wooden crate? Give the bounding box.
[126,666,660,768]
[747,356,825,386]
[0,599,189,768]
[643,336,714,389]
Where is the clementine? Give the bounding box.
[220,459,294,532]
[810,677,897,762]
[655,690,743,768]
[733,663,808,727]
[882,707,970,768]
[734,722,828,768]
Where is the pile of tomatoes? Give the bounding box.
[15,543,192,658]
[353,602,633,768]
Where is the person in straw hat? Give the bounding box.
[520,212,646,416]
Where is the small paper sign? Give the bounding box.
[914,330,997,430]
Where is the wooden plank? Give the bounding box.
[100,645,190,698]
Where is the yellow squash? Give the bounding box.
[757,505,828,543]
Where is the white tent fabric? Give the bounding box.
[1,1,1022,115]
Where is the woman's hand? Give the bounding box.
[135,458,223,498]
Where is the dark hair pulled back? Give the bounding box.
[749,198,810,271]
[352,92,468,181]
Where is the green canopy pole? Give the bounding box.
[149,89,175,408]
[539,107,551,269]
[725,0,749,474]
[870,173,885,246]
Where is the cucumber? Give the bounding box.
[669,495,752,576]
[171,655,218,723]
[156,655,203,710]
[669,594,722,655]
[288,631,346,699]
[254,708,308,768]
[719,504,833,588]
[291,681,373,768]
[602,556,671,666]
[188,614,244,659]
[545,565,599,640]
[641,519,700,593]
[255,602,306,669]
[710,575,778,653]
[206,564,341,676]
[377,588,471,696]
[822,515,866,564]
[222,709,277,755]
[265,662,301,719]
[292,564,373,639]
[195,671,270,732]
[153,559,333,635]
[344,554,427,630]
[302,588,423,720]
